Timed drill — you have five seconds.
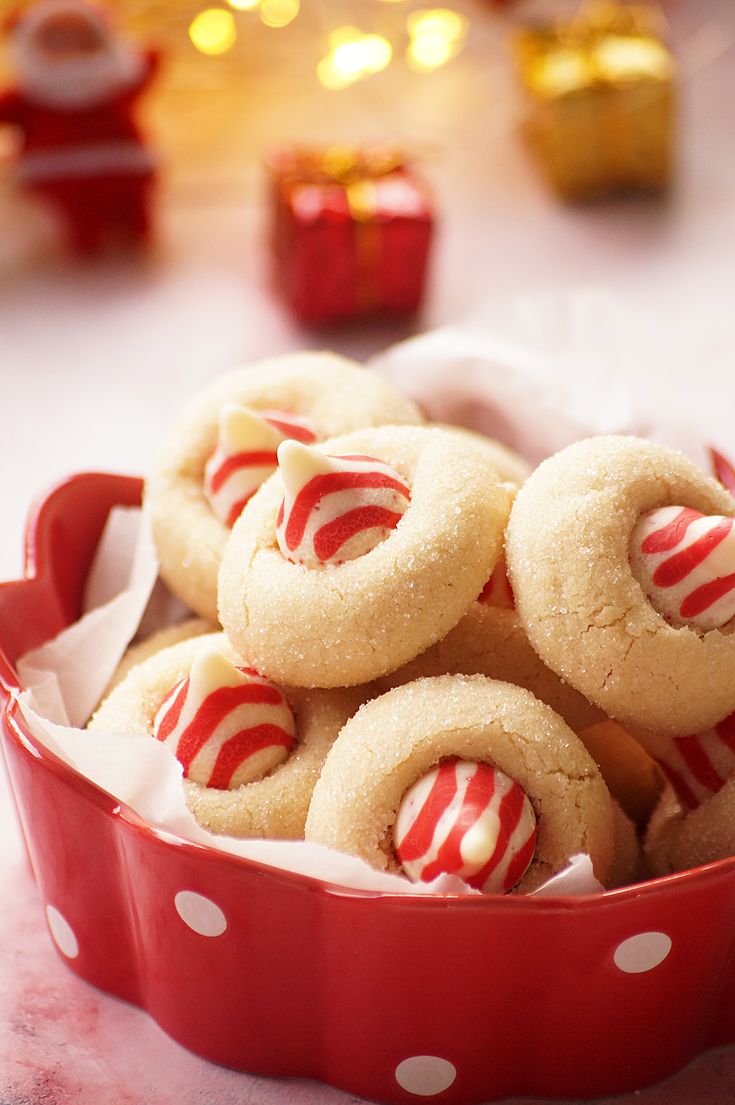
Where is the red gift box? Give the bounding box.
[268,146,434,326]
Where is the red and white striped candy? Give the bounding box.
[630,505,735,631]
[275,440,411,568]
[204,404,316,528]
[153,646,296,790]
[478,555,515,609]
[654,711,735,810]
[393,758,537,894]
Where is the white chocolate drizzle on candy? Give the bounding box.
[275,440,411,568]
[654,712,735,810]
[153,646,296,790]
[478,554,515,608]
[630,506,735,631]
[204,404,316,527]
[393,758,537,894]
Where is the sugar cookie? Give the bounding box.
[431,424,533,487]
[378,600,604,735]
[219,426,513,688]
[145,352,422,622]
[103,616,213,697]
[89,632,361,838]
[305,675,615,892]
[506,435,735,737]
[643,778,735,876]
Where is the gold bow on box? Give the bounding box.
[512,1,675,200]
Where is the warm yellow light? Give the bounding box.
[329,25,361,50]
[328,33,393,82]
[359,33,393,73]
[189,8,237,54]
[260,0,299,27]
[227,0,259,9]
[407,8,467,44]
[332,39,371,78]
[317,55,351,90]
[407,31,456,69]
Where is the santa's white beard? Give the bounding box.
[14,45,144,111]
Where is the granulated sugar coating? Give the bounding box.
[305,674,615,893]
[377,601,604,735]
[218,426,513,688]
[506,435,735,737]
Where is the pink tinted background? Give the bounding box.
[2,0,735,1100]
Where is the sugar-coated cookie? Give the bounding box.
[219,426,513,688]
[378,601,604,735]
[430,424,533,487]
[145,352,422,622]
[506,436,735,737]
[102,616,213,698]
[643,779,735,876]
[89,632,362,839]
[305,675,615,892]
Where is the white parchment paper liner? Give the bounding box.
[370,288,715,470]
[13,505,603,898]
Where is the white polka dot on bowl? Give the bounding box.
[395,1055,457,1096]
[45,905,79,959]
[614,931,672,974]
[174,890,227,937]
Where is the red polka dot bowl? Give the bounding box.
[2,472,735,1104]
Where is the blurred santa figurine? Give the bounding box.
[0,0,159,255]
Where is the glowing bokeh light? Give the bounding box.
[329,25,361,49]
[359,33,393,73]
[260,0,299,27]
[317,55,351,90]
[227,0,259,10]
[405,7,467,70]
[332,39,371,78]
[407,32,455,69]
[407,7,467,44]
[189,8,237,54]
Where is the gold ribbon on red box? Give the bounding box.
[267,145,433,324]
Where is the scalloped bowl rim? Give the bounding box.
[2,470,735,913]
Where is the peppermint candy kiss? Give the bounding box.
[275,440,411,568]
[630,506,735,631]
[153,646,296,790]
[394,759,537,894]
[204,404,316,528]
[654,713,735,810]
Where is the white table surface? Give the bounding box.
[1,1,735,1101]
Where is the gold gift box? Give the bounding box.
[513,2,675,200]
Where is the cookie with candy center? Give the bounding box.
[394,758,537,893]
[89,632,364,839]
[204,404,316,528]
[505,435,735,737]
[305,675,615,892]
[630,506,735,631]
[275,440,411,567]
[153,645,296,790]
[145,352,423,622]
[218,425,513,689]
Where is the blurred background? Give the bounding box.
[0,0,733,576]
